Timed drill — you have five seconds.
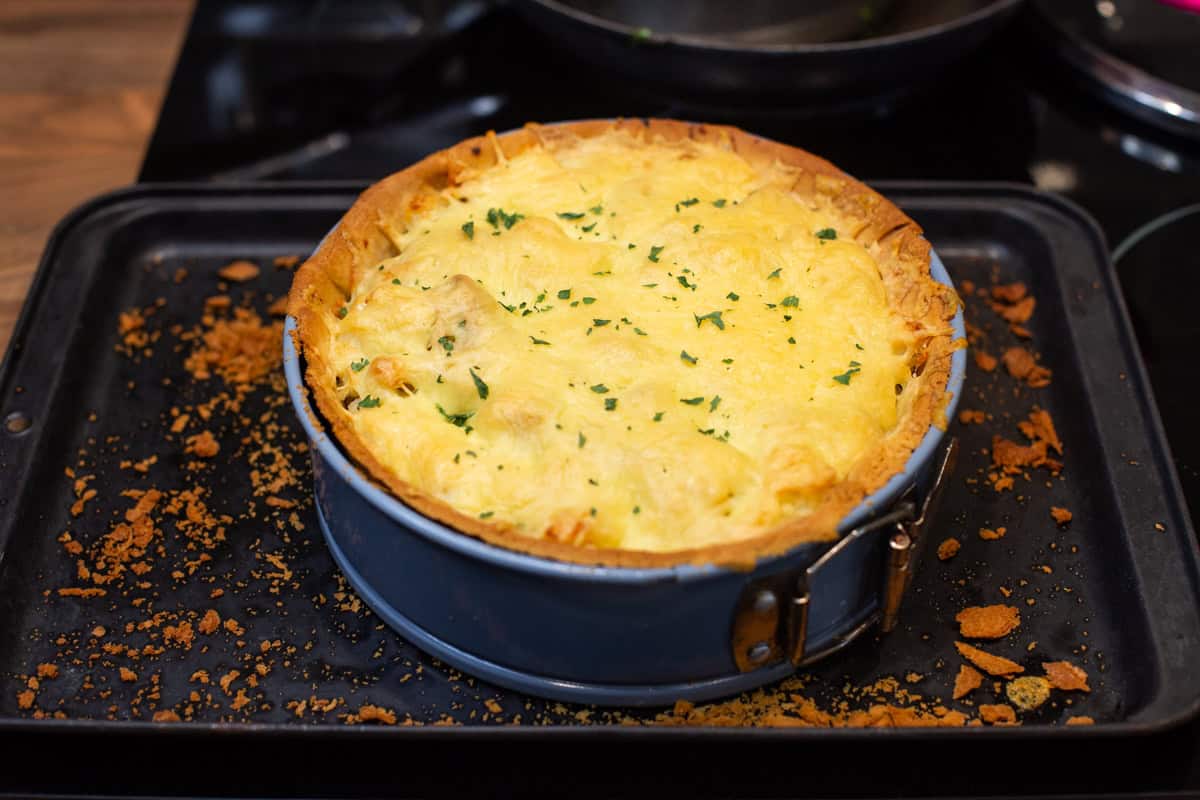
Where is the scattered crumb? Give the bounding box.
[952,665,983,700]
[1044,661,1091,692]
[937,538,961,561]
[185,430,220,458]
[217,260,260,282]
[1051,506,1073,525]
[979,526,1006,541]
[973,350,998,372]
[1002,347,1052,388]
[979,704,1018,725]
[955,642,1024,677]
[1006,677,1051,711]
[1066,716,1095,726]
[958,409,985,425]
[956,605,1020,639]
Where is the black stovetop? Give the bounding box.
[127,0,1200,794]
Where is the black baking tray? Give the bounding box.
[1,182,1198,765]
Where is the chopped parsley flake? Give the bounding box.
[693,224,702,233]
[578,432,586,448]
[438,335,455,353]
[694,310,725,330]
[709,395,721,412]
[788,336,796,344]
[677,275,696,291]
[337,306,348,319]
[486,207,524,230]
[767,268,782,280]
[435,404,475,428]
[642,283,657,288]
[856,343,864,350]
[592,318,610,327]
[350,358,370,372]
[498,301,515,313]
[816,227,837,240]
[581,222,597,233]
[648,245,664,263]
[680,397,705,405]
[722,358,734,364]
[604,397,617,411]
[590,204,604,215]
[557,289,571,299]
[634,327,648,336]
[680,350,698,365]
[590,384,609,394]
[832,363,862,385]
[653,411,664,421]
[479,511,494,519]
[392,278,402,285]
[557,211,585,220]
[357,395,381,409]
[469,368,489,400]
[461,221,474,239]
[726,292,739,301]
[780,295,799,307]
[582,297,597,305]
[713,198,727,208]
[633,506,641,514]
[675,197,699,212]
[530,336,551,345]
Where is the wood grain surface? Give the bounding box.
[0,0,192,353]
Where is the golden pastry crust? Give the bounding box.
[288,119,959,568]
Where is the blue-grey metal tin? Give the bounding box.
[284,250,966,706]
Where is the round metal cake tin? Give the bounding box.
[284,250,967,706]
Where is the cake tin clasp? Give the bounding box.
[732,437,959,673]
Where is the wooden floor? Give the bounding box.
[0,0,193,352]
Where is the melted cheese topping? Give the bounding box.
[329,132,919,552]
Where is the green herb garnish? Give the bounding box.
[590,205,604,215]
[581,222,597,233]
[557,289,571,300]
[675,197,699,212]
[709,395,721,412]
[604,398,617,411]
[582,297,597,305]
[530,336,551,345]
[693,224,702,233]
[479,511,494,519]
[634,327,648,336]
[435,404,475,428]
[557,211,585,220]
[392,278,402,285]
[462,221,474,239]
[438,335,455,353]
[726,292,739,301]
[590,384,609,394]
[722,358,734,364]
[680,350,698,365]
[337,306,348,319]
[677,275,696,291]
[680,397,705,405]
[653,411,664,421]
[713,198,727,208]
[486,207,524,230]
[578,432,586,448]
[357,395,381,409]
[351,358,370,372]
[694,310,725,330]
[469,368,489,400]
[781,295,799,307]
[767,268,782,280]
[816,227,837,240]
[648,245,664,263]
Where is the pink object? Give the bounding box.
[1158,0,1200,12]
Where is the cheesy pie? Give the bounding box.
[288,120,959,567]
